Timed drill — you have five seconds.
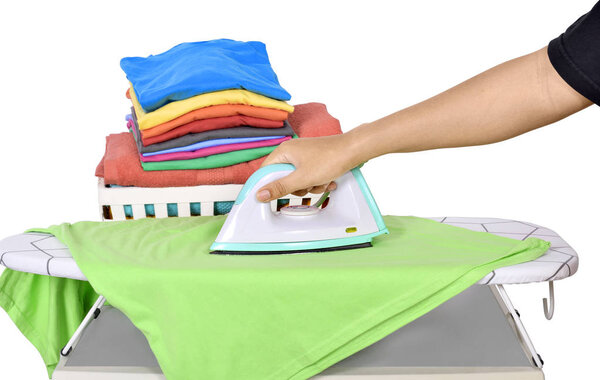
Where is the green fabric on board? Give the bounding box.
[1,216,548,379]
[0,270,97,377]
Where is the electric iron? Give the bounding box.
[210,163,389,255]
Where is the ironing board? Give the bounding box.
[0,217,578,284]
[0,217,578,379]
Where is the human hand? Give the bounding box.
[256,133,361,202]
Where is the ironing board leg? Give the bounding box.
[492,285,544,369]
[60,295,106,356]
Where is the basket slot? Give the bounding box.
[100,205,112,221]
[214,201,234,215]
[190,203,201,216]
[154,204,169,218]
[178,203,191,217]
[276,199,290,211]
[112,205,126,221]
[201,202,213,216]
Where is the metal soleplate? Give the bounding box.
[210,242,372,255]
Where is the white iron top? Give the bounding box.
[0,217,577,285]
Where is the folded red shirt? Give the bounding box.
[142,115,284,146]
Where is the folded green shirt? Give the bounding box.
[140,145,278,171]
[0,271,98,377]
[1,216,549,379]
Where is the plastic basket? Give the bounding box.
[98,178,323,221]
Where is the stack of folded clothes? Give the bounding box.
[121,39,295,171]
[96,39,343,188]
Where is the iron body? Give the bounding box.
[210,164,389,255]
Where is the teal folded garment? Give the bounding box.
[0,216,548,379]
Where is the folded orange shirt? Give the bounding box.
[142,115,284,146]
[126,89,290,138]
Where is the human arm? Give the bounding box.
[256,46,592,202]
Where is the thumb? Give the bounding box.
[256,171,304,202]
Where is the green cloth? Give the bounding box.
[2,216,548,379]
[141,145,277,171]
[0,270,98,377]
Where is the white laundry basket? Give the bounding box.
[98,178,323,221]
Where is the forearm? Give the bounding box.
[346,47,591,165]
[257,47,592,202]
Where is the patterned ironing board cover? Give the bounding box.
[0,217,578,285]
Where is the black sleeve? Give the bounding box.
[548,1,600,105]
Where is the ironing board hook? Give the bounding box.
[542,281,554,320]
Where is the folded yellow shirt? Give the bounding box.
[130,86,295,130]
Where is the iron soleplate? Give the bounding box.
[210,242,372,255]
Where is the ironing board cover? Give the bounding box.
[0,217,577,284]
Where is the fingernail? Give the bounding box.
[327,183,337,191]
[257,189,270,202]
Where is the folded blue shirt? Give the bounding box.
[121,39,292,112]
[141,135,286,157]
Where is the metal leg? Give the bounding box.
[543,281,555,320]
[492,285,544,369]
[61,295,106,356]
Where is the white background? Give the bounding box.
[0,0,597,378]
